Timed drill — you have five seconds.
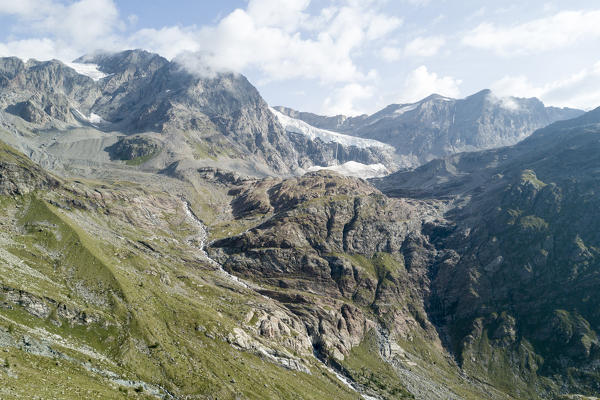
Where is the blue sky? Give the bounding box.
[0,0,599,115]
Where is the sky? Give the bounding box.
[0,0,599,116]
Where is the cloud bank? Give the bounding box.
[463,10,600,56]
[492,61,600,110]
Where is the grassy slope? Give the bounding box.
[0,188,364,399]
[0,140,363,399]
[0,141,550,400]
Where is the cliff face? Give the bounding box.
[210,171,445,357]
[0,141,60,195]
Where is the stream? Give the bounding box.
[181,199,380,400]
[182,200,249,288]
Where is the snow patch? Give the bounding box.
[306,161,389,178]
[270,107,394,151]
[89,113,105,124]
[72,109,106,127]
[394,104,419,115]
[66,62,108,81]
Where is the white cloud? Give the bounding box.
[129,26,200,60]
[188,7,368,83]
[48,0,121,48]
[365,12,403,40]
[490,76,538,98]
[491,62,600,109]
[404,0,431,6]
[137,0,401,85]
[322,83,374,116]
[0,0,407,115]
[0,0,54,16]
[431,14,446,25]
[0,0,401,88]
[466,7,486,21]
[142,0,403,115]
[404,35,446,57]
[380,46,402,62]
[127,14,139,26]
[0,38,62,61]
[486,92,521,112]
[463,10,600,55]
[0,0,121,60]
[401,65,461,102]
[246,0,310,32]
[381,36,446,62]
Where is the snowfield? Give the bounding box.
[66,63,109,81]
[306,161,389,178]
[270,107,394,151]
[72,109,107,127]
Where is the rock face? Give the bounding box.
[276,90,583,168]
[84,51,301,173]
[0,57,99,125]
[210,171,447,361]
[0,286,100,326]
[210,108,600,398]
[0,142,60,195]
[105,136,160,161]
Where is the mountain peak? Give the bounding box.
[74,49,169,75]
[467,88,493,99]
[420,93,455,102]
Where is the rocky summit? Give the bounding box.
[0,49,599,400]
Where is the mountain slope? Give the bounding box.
[2,106,600,399]
[2,47,600,400]
[373,107,600,398]
[0,141,373,399]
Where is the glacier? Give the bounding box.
[66,63,108,81]
[270,107,394,151]
[306,161,389,178]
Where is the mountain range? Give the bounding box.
[0,49,599,400]
[0,50,396,180]
[276,91,583,168]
